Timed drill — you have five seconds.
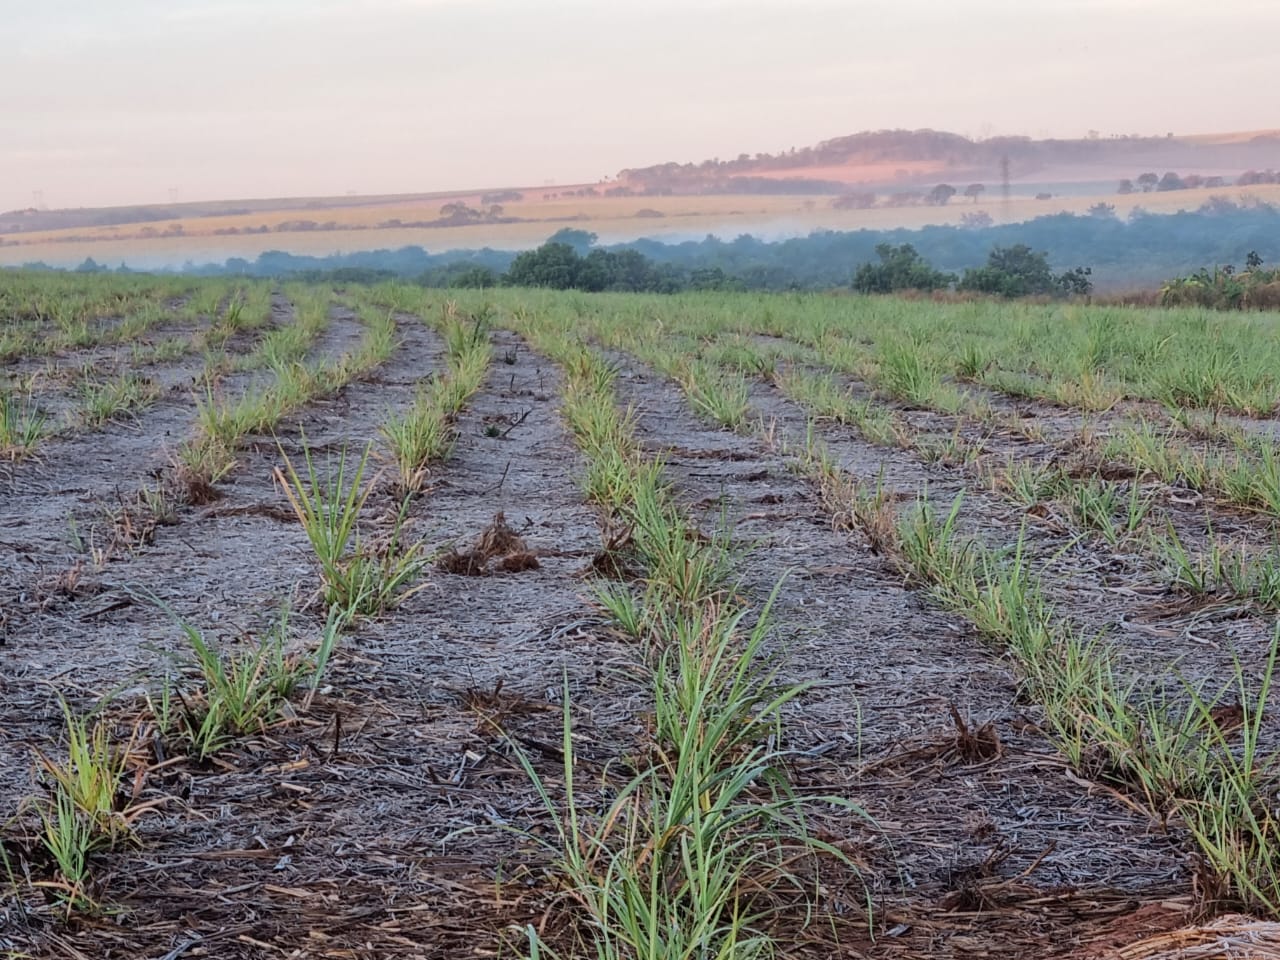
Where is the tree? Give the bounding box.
[1157,172,1184,192]
[439,201,480,219]
[1136,172,1159,193]
[1087,202,1117,219]
[546,228,598,253]
[925,183,957,206]
[1058,266,1093,296]
[1118,179,1135,195]
[963,183,985,203]
[506,242,581,289]
[852,243,955,293]
[958,245,1057,297]
[959,244,1092,298]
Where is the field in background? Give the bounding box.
[5,183,1280,271]
[4,275,1280,956]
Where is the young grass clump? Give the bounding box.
[1176,640,1280,915]
[987,456,1069,507]
[153,614,304,760]
[78,372,159,426]
[0,391,47,459]
[677,359,751,431]
[275,436,426,619]
[1152,524,1280,612]
[27,704,156,914]
[144,604,342,762]
[380,386,456,493]
[875,340,966,412]
[519,598,868,960]
[774,367,907,448]
[1061,478,1153,546]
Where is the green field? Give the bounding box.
[2,274,1279,957]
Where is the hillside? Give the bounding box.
[5,127,1279,239]
[2,126,1279,272]
[616,127,1280,195]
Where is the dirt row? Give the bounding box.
[0,318,1242,958]
[0,322,640,958]
[607,354,1190,958]
[744,358,1280,682]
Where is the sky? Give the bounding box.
[2,0,1277,211]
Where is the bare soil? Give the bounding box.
[0,321,1258,958]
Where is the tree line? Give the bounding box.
[853,243,1092,297]
[33,200,1280,297]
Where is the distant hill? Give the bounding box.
[616,128,1280,195]
[3,127,1279,240]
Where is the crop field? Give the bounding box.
[9,184,1280,271]
[3,275,1280,958]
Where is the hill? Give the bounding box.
[616,127,1280,195]
[2,126,1278,271]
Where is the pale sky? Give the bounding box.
[2,0,1276,211]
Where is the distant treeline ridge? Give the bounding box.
[18,200,1279,295]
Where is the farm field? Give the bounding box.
[3,276,1280,958]
[6,184,1280,271]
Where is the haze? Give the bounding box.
[3,0,1276,212]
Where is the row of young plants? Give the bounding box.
[577,310,1280,917]
[174,292,395,494]
[507,317,870,958]
[0,273,197,362]
[369,296,495,494]
[7,293,500,920]
[885,493,1280,915]
[275,297,498,620]
[621,320,1280,622]
[0,282,277,461]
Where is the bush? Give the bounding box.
[852,243,955,293]
[1160,258,1280,309]
[958,244,1092,298]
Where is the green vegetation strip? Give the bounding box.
[375,297,493,494]
[887,495,1280,914]
[558,297,1280,917]
[507,320,869,958]
[175,291,395,493]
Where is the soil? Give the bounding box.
[0,314,1256,958]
